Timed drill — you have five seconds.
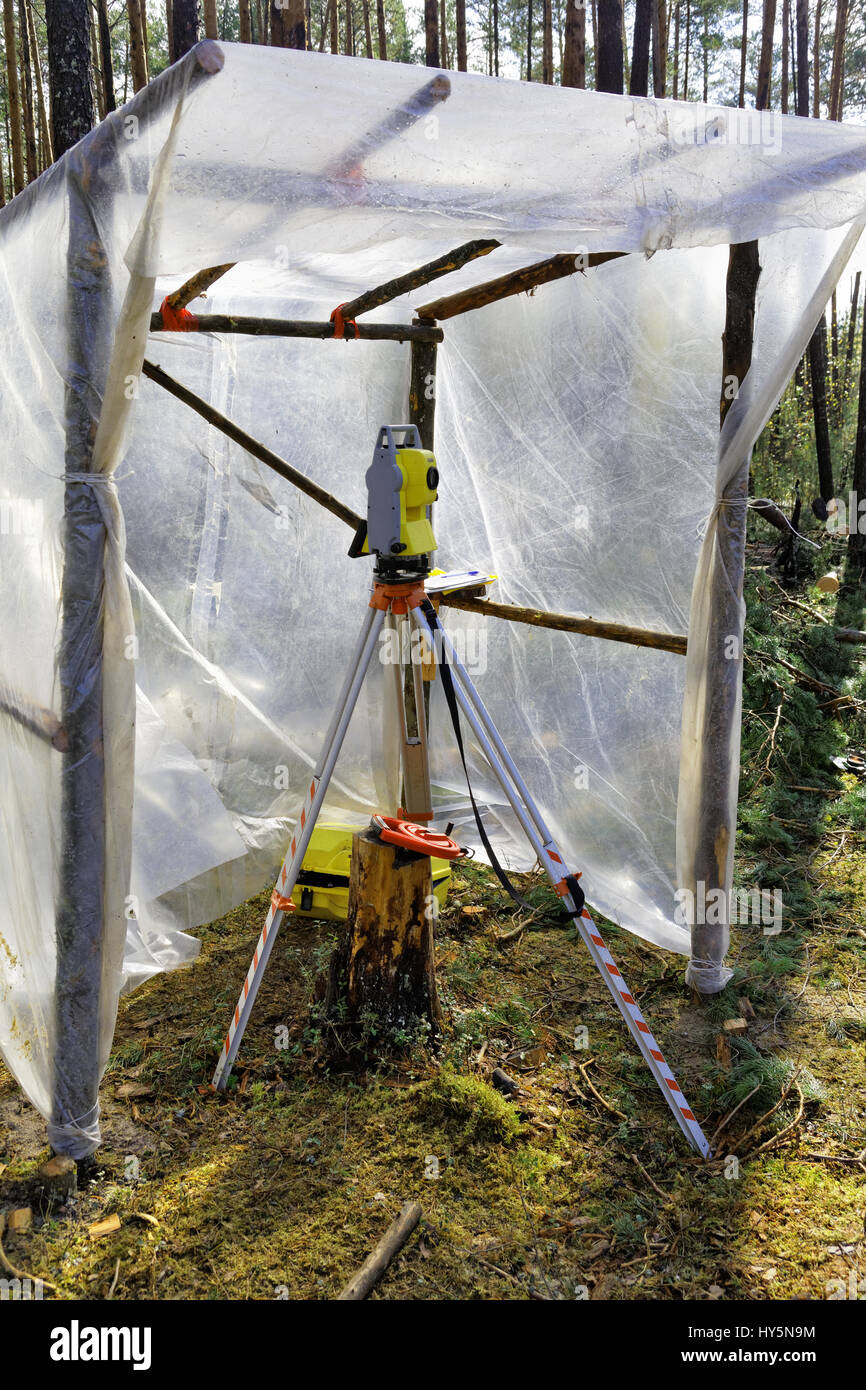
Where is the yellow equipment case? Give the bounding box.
[293,822,452,921]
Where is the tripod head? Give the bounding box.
[348,425,439,583]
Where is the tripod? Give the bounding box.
[212,429,711,1158]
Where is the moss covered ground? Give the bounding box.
[1,544,864,1301]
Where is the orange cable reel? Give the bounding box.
[371,815,465,861]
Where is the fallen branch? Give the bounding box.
[337,1201,422,1300]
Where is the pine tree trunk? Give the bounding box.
[809,319,834,501]
[794,0,808,115]
[738,0,747,105]
[46,0,95,158]
[344,0,352,54]
[172,0,198,55]
[95,0,116,113]
[755,0,776,111]
[651,0,666,95]
[3,0,25,193]
[844,270,861,393]
[827,0,847,121]
[562,0,585,87]
[455,0,465,69]
[527,0,533,78]
[331,0,340,52]
[812,0,821,116]
[629,0,652,96]
[683,0,690,99]
[90,2,106,120]
[239,0,252,41]
[439,0,448,65]
[26,0,54,158]
[424,0,439,65]
[780,0,789,112]
[203,0,218,39]
[849,281,866,569]
[17,0,38,180]
[271,0,305,47]
[127,1,148,90]
[165,0,176,63]
[493,0,499,75]
[377,0,387,59]
[542,0,553,82]
[361,0,372,55]
[673,0,679,97]
[596,0,623,91]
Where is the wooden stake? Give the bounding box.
[337,1201,422,1300]
[150,312,443,342]
[416,251,627,321]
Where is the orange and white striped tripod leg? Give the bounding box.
[539,849,711,1157]
[212,605,386,1090]
[411,602,711,1158]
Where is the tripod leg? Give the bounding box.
[212,605,387,1089]
[410,604,711,1158]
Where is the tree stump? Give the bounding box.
[320,829,443,1053]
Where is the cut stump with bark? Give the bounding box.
[320,829,443,1052]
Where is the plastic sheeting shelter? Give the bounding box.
[1,41,865,1156]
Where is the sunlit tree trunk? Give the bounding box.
[439,0,448,66]
[95,0,115,113]
[828,0,848,121]
[562,0,585,87]
[812,0,822,116]
[18,0,38,178]
[456,0,466,69]
[272,0,305,47]
[27,0,54,159]
[203,0,218,39]
[652,0,666,95]
[755,0,776,110]
[3,0,26,193]
[673,0,680,96]
[361,0,372,55]
[127,0,148,89]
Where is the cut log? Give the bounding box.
[321,829,443,1049]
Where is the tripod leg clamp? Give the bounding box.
[556,873,586,916]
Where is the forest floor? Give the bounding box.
[1,538,864,1301]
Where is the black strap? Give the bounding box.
[420,598,586,921]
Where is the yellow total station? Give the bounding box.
[363,425,438,560]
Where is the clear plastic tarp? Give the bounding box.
[1,42,864,1153]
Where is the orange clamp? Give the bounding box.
[159,296,200,332]
[329,303,359,340]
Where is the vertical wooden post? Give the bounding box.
[688,241,760,995]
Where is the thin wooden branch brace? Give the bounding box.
[141,360,363,530]
[336,238,500,322]
[0,679,67,749]
[337,1200,423,1300]
[415,251,628,321]
[166,263,236,312]
[148,314,444,342]
[439,592,688,655]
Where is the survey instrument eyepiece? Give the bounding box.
[348,424,438,581]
